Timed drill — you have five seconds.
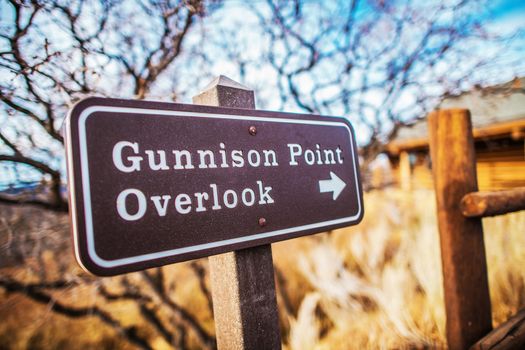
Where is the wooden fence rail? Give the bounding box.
[460,187,525,218]
[471,309,525,350]
[428,109,525,350]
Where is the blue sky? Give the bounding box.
[489,0,525,18]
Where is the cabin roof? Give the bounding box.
[387,77,525,154]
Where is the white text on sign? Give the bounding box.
[112,141,345,220]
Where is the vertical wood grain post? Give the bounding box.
[428,109,492,349]
[193,76,282,350]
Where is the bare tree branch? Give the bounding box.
[0,278,153,350]
[249,0,523,167]
[141,269,216,349]
[190,260,214,317]
[0,2,221,348]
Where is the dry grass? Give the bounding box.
[1,189,525,349]
[274,189,525,349]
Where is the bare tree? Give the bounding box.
[246,0,525,170]
[5,0,522,204]
[0,0,221,209]
[0,1,223,348]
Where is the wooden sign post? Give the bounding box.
[193,76,282,350]
[65,75,363,348]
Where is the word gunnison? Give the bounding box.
[112,141,344,172]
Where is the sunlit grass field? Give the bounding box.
[276,189,525,349]
[1,189,524,349]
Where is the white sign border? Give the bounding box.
[66,105,363,269]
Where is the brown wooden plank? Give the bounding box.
[461,187,525,218]
[193,76,281,350]
[428,109,493,350]
[470,309,525,350]
[397,161,525,191]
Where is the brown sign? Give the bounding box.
[65,97,363,275]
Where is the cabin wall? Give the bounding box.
[476,139,525,189]
[387,139,525,191]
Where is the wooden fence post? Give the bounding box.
[193,76,282,350]
[428,109,492,349]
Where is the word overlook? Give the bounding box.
[114,140,344,220]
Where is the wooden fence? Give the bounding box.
[428,109,525,350]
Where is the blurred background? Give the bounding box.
[1,0,524,348]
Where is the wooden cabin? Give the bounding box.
[384,78,525,191]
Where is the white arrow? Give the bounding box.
[319,171,347,200]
